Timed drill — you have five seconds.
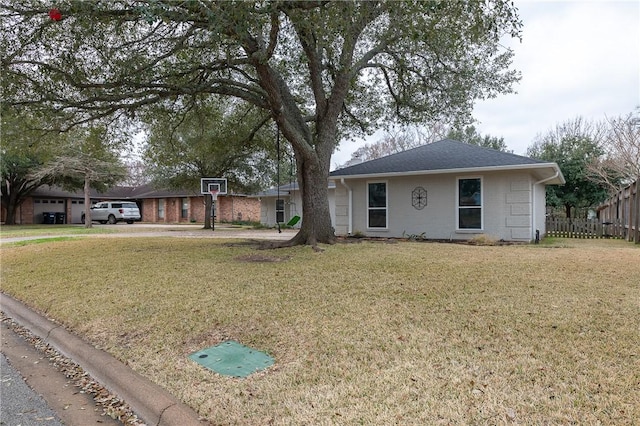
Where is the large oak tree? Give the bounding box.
[0,107,58,224]
[2,0,522,245]
[142,97,278,228]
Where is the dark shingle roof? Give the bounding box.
[253,181,336,197]
[330,139,548,177]
[30,184,242,199]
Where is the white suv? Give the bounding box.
[82,201,141,224]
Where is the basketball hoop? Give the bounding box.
[210,190,219,201]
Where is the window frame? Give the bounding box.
[456,176,483,231]
[158,199,165,219]
[367,180,388,230]
[275,199,285,224]
[181,198,189,219]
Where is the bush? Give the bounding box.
[468,234,499,246]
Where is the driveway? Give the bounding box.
[0,224,298,244]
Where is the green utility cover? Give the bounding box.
[189,341,274,378]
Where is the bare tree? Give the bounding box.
[588,110,640,193]
[32,154,127,227]
[345,124,448,165]
[29,126,128,228]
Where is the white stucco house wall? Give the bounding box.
[329,139,565,242]
[253,181,336,229]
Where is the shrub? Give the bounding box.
[469,234,499,246]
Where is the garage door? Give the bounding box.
[33,199,65,224]
[70,199,86,224]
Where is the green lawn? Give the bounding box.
[1,237,638,424]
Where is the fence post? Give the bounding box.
[629,176,640,244]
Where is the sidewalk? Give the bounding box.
[1,293,207,426]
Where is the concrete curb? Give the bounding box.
[0,293,206,426]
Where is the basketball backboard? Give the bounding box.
[200,178,227,195]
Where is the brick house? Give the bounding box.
[2,184,260,225]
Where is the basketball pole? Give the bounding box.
[210,191,219,231]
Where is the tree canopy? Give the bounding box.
[142,97,279,228]
[2,0,522,245]
[0,107,58,224]
[527,117,609,218]
[446,124,508,152]
[143,97,276,195]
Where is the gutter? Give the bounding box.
[531,169,561,240]
[340,178,353,235]
[535,169,561,186]
[330,162,562,181]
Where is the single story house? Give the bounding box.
[252,181,336,229]
[329,139,565,242]
[5,184,259,225]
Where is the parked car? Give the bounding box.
[81,201,141,224]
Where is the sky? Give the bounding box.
[330,0,640,169]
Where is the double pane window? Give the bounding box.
[457,178,482,229]
[368,182,387,228]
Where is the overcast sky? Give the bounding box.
[331,0,640,169]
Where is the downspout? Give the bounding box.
[340,178,353,235]
[532,169,560,241]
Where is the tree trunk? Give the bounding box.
[251,48,341,246]
[3,191,22,225]
[565,203,572,219]
[286,157,335,246]
[4,200,18,225]
[282,128,336,246]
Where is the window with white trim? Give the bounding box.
[368,182,387,228]
[457,177,482,230]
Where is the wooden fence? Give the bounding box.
[545,218,626,239]
[597,178,640,244]
[548,178,639,243]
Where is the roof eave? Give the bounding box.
[330,163,565,184]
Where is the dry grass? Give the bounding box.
[0,224,119,238]
[468,234,501,246]
[0,224,206,239]
[1,237,638,425]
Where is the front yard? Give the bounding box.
[1,237,638,424]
